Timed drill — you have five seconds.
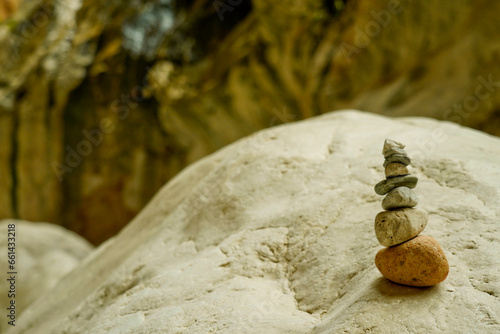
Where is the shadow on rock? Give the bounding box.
[372,276,439,297]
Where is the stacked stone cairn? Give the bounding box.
[374,139,449,287]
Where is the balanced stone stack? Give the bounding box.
[373,139,449,287]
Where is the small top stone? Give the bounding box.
[384,147,407,158]
[383,154,411,167]
[382,138,405,156]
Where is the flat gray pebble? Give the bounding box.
[375,175,418,195]
[383,147,407,158]
[383,154,411,167]
[382,186,418,210]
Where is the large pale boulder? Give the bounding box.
[0,220,93,332]
[13,111,500,333]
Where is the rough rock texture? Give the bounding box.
[0,0,18,20]
[0,0,175,244]
[374,208,427,246]
[3,0,500,244]
[12,111,500,333]
[0,219,93,333]
[375,235,449,287]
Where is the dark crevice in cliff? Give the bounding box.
[157,0,253,65]
[324,0,349,16]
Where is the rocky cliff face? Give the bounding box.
[13,111,500,333]
[0,0,175,244]
[1,0,500,243]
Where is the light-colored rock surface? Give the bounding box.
[375,235,449,287]
[0,220,93,332]
[384,162,409,178]
[382,187,419,210]
[375,208,427,246]
[12,111,500,333]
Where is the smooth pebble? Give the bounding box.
[374,207,427,246]
[375,175,418,195]
[383,154,411,167]
[375,235,449,287]
[384,163,409,178]
[382,186,418,210]
[382,138,405,156]
[383,147,407,158]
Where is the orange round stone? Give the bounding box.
[375,235,449,286]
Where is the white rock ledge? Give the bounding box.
[0,220,93,333]
[12,110,500,334]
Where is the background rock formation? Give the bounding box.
[1,0,500,243]
[0,219,93,333]
[13,111,500,333]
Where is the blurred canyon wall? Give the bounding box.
[1,0,499,244]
